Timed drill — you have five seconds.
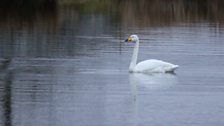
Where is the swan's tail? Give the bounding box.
[173,65,179,70]
[166,65,179,73]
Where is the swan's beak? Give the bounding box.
[124,37,132,42]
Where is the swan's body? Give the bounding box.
[130,59,178,73]
[125,35,179,73]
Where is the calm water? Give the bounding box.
[1,1,224,126]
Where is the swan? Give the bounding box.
[125,35,179,73]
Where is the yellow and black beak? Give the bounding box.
[125,37,132,42]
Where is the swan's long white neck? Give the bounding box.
[129,40,139,72]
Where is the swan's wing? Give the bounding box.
[134,59,178,73]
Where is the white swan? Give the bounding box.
[125,35,179,73]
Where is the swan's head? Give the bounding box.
[125,35,139,43]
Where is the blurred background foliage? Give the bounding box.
[0,0,224,57]
[0,0,224,27]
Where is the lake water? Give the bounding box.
[0,1,224,126]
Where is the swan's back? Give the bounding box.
[132,59,178,73]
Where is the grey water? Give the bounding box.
[1,1,224,126]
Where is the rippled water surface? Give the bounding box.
[1,1,224,126]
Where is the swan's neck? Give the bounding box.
[129,40,139,72]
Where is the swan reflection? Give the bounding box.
[128,73,178,126]
[128,73,178,105]
[129,73,178,91]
